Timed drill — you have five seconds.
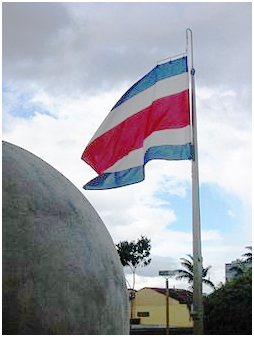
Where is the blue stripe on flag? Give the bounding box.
[84,143,192,190]
[112,56,188,110]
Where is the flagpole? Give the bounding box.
[186,28,203,335]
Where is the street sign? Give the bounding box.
[159,270,176,277]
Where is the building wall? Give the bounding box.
[132,288,193,328]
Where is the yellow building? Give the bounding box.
[131,287,193,328]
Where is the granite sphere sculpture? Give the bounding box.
[2,141,129,335]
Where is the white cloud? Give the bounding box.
[3,86,250,289]
[125,274,165,290]
[227,210,235,218]
[125,267,222,294]
[197,87,252,208]
[201,230,222,242]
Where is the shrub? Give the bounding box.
[203,270,252,335]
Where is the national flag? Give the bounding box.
[82,55,192,190]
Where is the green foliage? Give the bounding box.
[116,235,151,291]
[229,259,250,277]
[175,254,216,290]
[242,245,252,263]
[116,235,151,271]
[229,246,252,279]
[203,269,252,335]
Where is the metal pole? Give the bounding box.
[186,28,203,335]
[166,278,169,334]
[159,270,176,334]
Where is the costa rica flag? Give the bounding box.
[82,55,192,190]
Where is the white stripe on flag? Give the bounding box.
[89,72,189,143]
[105,126,191,173]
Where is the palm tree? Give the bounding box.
[175,254,216,290]
[229,246,252,278]
[229,259,247,277]
[242,246,252,263]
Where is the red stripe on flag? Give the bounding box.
[82,90,190,174]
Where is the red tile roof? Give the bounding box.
[145,287,193,305]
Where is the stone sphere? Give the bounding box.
[2,141,129,335]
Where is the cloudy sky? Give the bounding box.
[2,2,252,293]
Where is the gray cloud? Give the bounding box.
[124,255,178,278]
[3,3,70,61]
[3,2,251,96]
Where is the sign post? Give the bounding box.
[159,270,176,334]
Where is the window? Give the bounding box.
[137,312,150,317]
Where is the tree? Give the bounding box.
[116,235,151,290]
[175,254,216,290]
[203,269,252,334]
[229,246,252,277]
[242,245,252,263]
[116,235,151,319]
[229,259,247,277]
